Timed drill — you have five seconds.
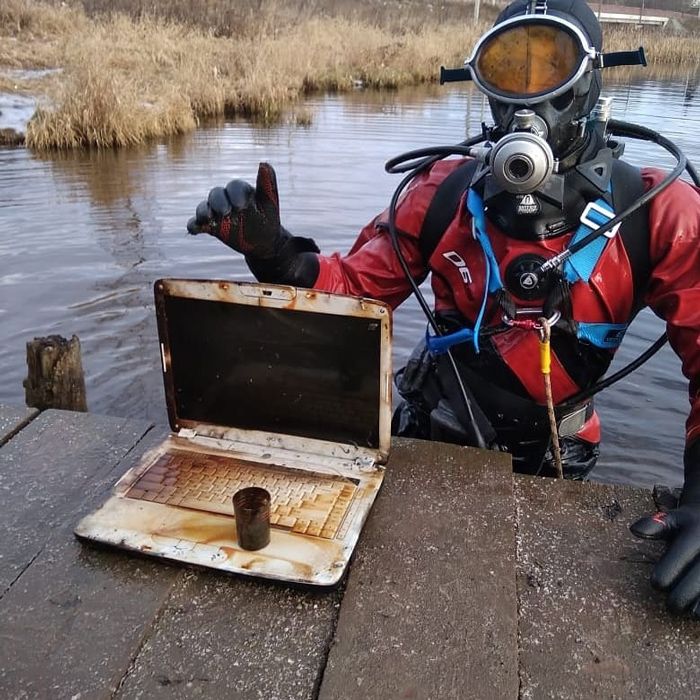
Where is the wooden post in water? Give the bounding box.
[24,335,88,412]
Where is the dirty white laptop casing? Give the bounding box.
[75,279,392,586]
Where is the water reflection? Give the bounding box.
[1,72,699,486]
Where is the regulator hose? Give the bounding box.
[538,119,689,275]
[385,135,491,448]
[559,119,700,405]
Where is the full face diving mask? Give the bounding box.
[469,14,597,108]
[440,2,646,194]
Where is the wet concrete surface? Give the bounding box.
[115,570,341,699]
[1,405,699,698]
[0,408,341,700]
[0,403,36,445]
[515,476,700,698]
[318,439,519,700]
[0,408,175,697]
[0,408,153,595]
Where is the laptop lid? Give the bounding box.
[154,279,393,464]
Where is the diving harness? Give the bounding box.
[384,98,700,475]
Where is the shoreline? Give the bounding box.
[1,1,699,150]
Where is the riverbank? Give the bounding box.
[1,0,699,149]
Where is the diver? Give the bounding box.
[186,0,700,619]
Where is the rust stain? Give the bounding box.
[157,520,234,543]
[78,485,372,584]
[154,519,331,568]
[240,557,265,570]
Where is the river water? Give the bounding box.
[1,73,699,488]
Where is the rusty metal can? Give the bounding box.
[232,487,271,550]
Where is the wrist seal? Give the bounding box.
[246,229,320,287]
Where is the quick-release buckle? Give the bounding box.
[502,308,561,332]
[579,201,620,239]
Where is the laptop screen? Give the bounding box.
[162,295,382,448]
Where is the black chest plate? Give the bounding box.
[481,147,615,240]
[484,180,587,240]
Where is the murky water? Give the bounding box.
[1,73,699,488]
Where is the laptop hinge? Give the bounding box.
[174,429,382,475]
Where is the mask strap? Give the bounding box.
[528,0,548,14]
[439,66,472,84]
[596,47,647,69]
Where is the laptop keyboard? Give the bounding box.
[124,449,358,539]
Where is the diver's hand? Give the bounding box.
[187,161,320,286]
[187,162,284,259]
[631,500,700,618]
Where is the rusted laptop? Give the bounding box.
[75,279,392,586]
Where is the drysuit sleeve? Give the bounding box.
[311,160,462,309]
[642,169,700,450]
[633,170,700,619]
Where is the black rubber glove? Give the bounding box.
[187,162,320,286]
[630,440,700,618]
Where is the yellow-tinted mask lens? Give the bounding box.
[474,24,583,97]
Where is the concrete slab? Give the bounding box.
[0,403,38,446]
[115,571,341,700]
[0,522,181,698]
[0,409,153,594]
[8,410,698,699]
[0,411,181,698]
[319,438,519,700]
[515,476,700,699]
[0,412,340,700]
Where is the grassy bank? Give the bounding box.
[1,0,698,150]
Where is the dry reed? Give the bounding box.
[1,0,85,36]
[2,0,698,150]
[606,24,700,65]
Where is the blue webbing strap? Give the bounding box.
[577,322,627,349]
[563,195,616,283]
[561,191,629,349]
